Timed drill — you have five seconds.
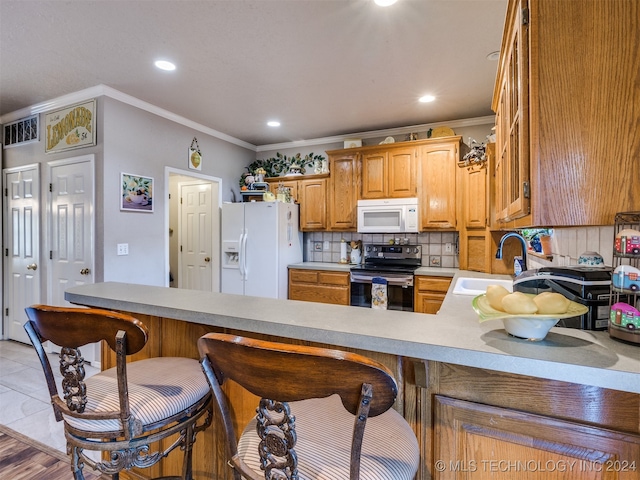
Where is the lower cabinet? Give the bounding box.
[434,395,640,480]
[414,276,452,314]
[288,269,350,305]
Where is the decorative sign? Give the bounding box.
[121,173,153,212]
[45,100,96,153]
[188,137,202,170]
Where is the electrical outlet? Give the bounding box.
[445,242,453,253]
[117,243,129,256]
[314,242,322,251]
[323,241,330,251]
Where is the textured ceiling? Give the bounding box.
[0,0,507,148]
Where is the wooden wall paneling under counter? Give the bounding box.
[95,307,639,480]
[414,361,640,480]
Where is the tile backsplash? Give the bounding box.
[304,231,459,268]
[304,226,615,271]
[527,226,614,270]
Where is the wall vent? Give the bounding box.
[3,114,39,148]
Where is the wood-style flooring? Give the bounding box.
[0,424,105,480]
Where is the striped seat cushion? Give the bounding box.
[62,357,210,433]
[237,394,420,480]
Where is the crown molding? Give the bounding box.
[0,84,257,151]
[1,85,494,153]
[254,115,496,152]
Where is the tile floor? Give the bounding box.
[0,339,99,456]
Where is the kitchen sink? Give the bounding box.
[452,277,513,296]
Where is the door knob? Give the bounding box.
[27,263,38,271]
[80,268,91,275]
[204,257,211,263]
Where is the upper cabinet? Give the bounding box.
[266,175,328,231]
[327,151,360,230]
[361,146,416,199]
[492,0,640,226]
[492,0,530,224]
[418,137,463,229]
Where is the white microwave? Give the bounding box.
[357,198,419,233]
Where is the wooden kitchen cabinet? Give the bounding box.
[265,174,328,231]
[327,151,359,230]
[413,275,452,314]
[361,146,416,199]
[298,178,327,230]
[418,138,462,229]
[434,395,640,480]
[458,143,493,272]
[288,269,350,305]
[492,0,640,226]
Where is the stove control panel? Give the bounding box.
[363,244,422,260]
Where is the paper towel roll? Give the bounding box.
[340,241,347,263]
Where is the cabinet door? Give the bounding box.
[388,147,416,198]
[464,165,487,228]
[419,142,458,228]
[328,153,359,230]
[299,178,327,230]
[434,395,640,480]
[265,178,298,202]
[361,151,387,199]
[493,0,530,223]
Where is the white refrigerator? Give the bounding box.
[221,201,303,299]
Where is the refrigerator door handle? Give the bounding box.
[240,229,249,280]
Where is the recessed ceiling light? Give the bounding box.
[374,0,397,6]
[486,51,500,61]
[154,60,176,71]
[267,121,281,127]
[419,95,436,103]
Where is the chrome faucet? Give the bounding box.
[496,232,528,274]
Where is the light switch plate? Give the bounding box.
[117,243,129,255]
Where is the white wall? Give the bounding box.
[100,97,254,286]
[0,95,255,296]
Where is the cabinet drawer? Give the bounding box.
[415,276,452,293]
[289,284,350,306]
[317,271,350,286]
[289,269,319,284]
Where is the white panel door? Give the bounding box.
[179,182,214,291]
[3,165,40,344]
[48,156,96,362]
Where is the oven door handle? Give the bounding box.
[350,273,413,286]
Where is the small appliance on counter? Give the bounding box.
[513,266,612,330]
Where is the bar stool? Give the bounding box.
[198,333,419,480]
[24,304,212,480]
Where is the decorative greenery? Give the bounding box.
[239,152,326,188]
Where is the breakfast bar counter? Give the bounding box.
[66,273,640,480]
[65,274,639,393]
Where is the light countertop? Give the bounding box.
[65,270,640,394]
[288,262,458,277]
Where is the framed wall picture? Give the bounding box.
[45,99,96,153]
[121,173,153,212]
